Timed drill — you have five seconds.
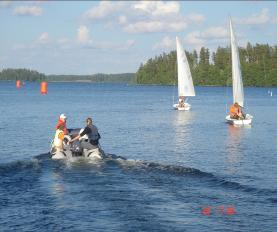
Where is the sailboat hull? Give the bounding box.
[173,103,191,111]
[225,114,253,125]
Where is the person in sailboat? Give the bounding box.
[68,117,101,150]
[178,97,185,107]
[229,102,245,120]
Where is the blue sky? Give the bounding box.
[0,1,276,75]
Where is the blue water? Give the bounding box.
[0,81,276,231]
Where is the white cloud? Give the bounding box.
[187,12,205,23]
[82,1,204,34]
[184,31,205,45]
[58,38,69,44]
[81,39,135,51]
[117,40,135,51]
[153,36,175,50]
[12,44,26,51]
[239,8,270,25]
[184,26,228,47]
[13,6,43,16]
[124,20,187,33]
[38,32,50,44]
[76,24,134,51]
[0,1,11,7]
[84,1,124,19]
[77,25,92,45]
[118,15,127,25]
[57,38,71,49]
[133,1,180,17]
[271,17,277,24]
[201,27,228,39]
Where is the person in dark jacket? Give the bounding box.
[69,117,101,150]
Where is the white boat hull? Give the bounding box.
[225,114,253,125]
[50,138,104,161]
[51,147,104,160]
[83,148,102,160]
[173,103,191,111]
[51,149,68,160]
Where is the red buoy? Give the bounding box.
[40,81,48,95]
[16,80,21,89]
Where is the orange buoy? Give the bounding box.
[16,80,21,89]
[40,81,48,95]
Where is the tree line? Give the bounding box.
[136,43,277,86]
[1,43,276,86]
[0,68,46,82]
[0,68,135,84]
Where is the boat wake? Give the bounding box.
[0,153,276,198]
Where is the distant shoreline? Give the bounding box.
[1,80,275,88]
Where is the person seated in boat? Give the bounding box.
[229,102,245,119]
[178,97,185,107]
[56,114,68,135]
[53,124,65,151]
[69,117,101,150]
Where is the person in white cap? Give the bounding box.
[56,113,68,134]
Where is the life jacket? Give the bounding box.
[56,119,68,134]
[88,125,100,142]
[53,129,64,149]
[229,105,240,116]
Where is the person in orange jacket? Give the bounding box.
[229,103,245,119]
[56,114,69,134]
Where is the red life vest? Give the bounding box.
[56,119,68,134]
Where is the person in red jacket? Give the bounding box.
[56,114,68,135]
[229,103,245,119]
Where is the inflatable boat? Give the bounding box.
[50,128,105,160]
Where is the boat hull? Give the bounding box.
[173,103,191,111]
[225,114,253,125]
[51,147,105,160]
[51,149,67,160]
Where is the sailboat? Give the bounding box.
[173,36,195,111]
[226,19,253,125]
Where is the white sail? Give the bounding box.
[230,20,244,107]
[176,37,195,97]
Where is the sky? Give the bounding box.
[0,1,276,75]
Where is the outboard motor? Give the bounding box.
[70,140,83,157]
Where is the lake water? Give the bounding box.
[0,81,276,231]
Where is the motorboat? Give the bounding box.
[50,128,105,160]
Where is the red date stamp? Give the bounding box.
[201,205,235,216]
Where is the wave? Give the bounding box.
[0,158,42,175]
[1,153,276,197]
[108,157,214,178]
[268,198,277,203]
[106,155,277,196]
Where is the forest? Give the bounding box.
[0,69,135,84]
[1,42,276,86]
[136,43,277,86]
